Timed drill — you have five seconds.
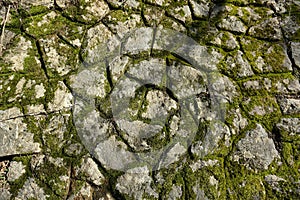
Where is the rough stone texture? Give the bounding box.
[233,124,279,170]
[291,42,300,68]
[116,167,158,199]
[0,0,299,199]
[7,161,26,182]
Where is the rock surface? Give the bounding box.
[0,0,299,199]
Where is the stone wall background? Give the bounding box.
[0,0,299,199]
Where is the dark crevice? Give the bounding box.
[35,39,50,80]
[57,34,77,49]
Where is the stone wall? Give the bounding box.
[0,0,299,199]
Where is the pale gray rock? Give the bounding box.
[7,161,26,182]
[67,183,93,200]
[19,0,53,8]
[209,73,239,104]
[167,62,207,99]
[127,58,166,84]
[142,90,177,121]
[106,13,142,38]
[75,156,105,186]
[233,124,279,170]
[168,185,182,200]
[193,185,209,200]
[47,81,73,112]
[223,50,254,78]
[158,143,186,169]
[217,16,247,33]
[230,108,248,135]
[82,23,113,63]
[0,117,41,157]
[64,143,83,156]
[192,121,230,158]
[94,136,136,170]
[122,27,154,55]
[0,30,16,56]
[291,42,300,68]
[16,178,49,200]
[265,175,286,192]
[276,118,300,137]
[116,166,158,199]
[190,0,210,18]
[3,36,33,71]
[249,18,282,40]
[0,107,23,120]
[108,0,140,9]
[169,5,192,23]
[81,0,109,22]
[145,0,170,6]
[71,65,107,99]
[109,56,130,82]
[0,188,11,200]
[278,98,300,115]
[190,159,219,172]
[211,31,239,50]
[142,6,165,26]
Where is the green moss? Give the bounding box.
[240,36,289,73]
[241,95,281,130]
[9,155,32,198]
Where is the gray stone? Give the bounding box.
[265,175,286,192]
[230,108,248,135]
[167,62,207,99]
[291,42,300,68]
[249,17,282,40]
[122,27,154,55]
[142,6,165,26]
[190,159,219,172]
[193,185,209,200]
[142,90,177,121]
[116,166,158,199]
[47,81,73,112]
[281,16,300,39]
[0,188,11,200]
[278,98,300,115]
[81,0,109,22]
[168,185,182,200]
[0,30,16,56]
[64,143,83,156]
[233,124,279,170]
[192,121,230,158]
[94,136,136,170]
[145,0,170,6]
[222,50,254,78]
[190,0,210,18]
[3,36,33,71]
[82,23,113,63]
[67,183,93,200]
[276,118,300,137]
[106,12,142,38]
[7,161,26,182]
[16,178,49,200]
[217,16,247,33]
[211,31,239,50]
[169,5,192,23]
[158,143,186,169]
[0,114,41,157]
[75,156,105,186]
